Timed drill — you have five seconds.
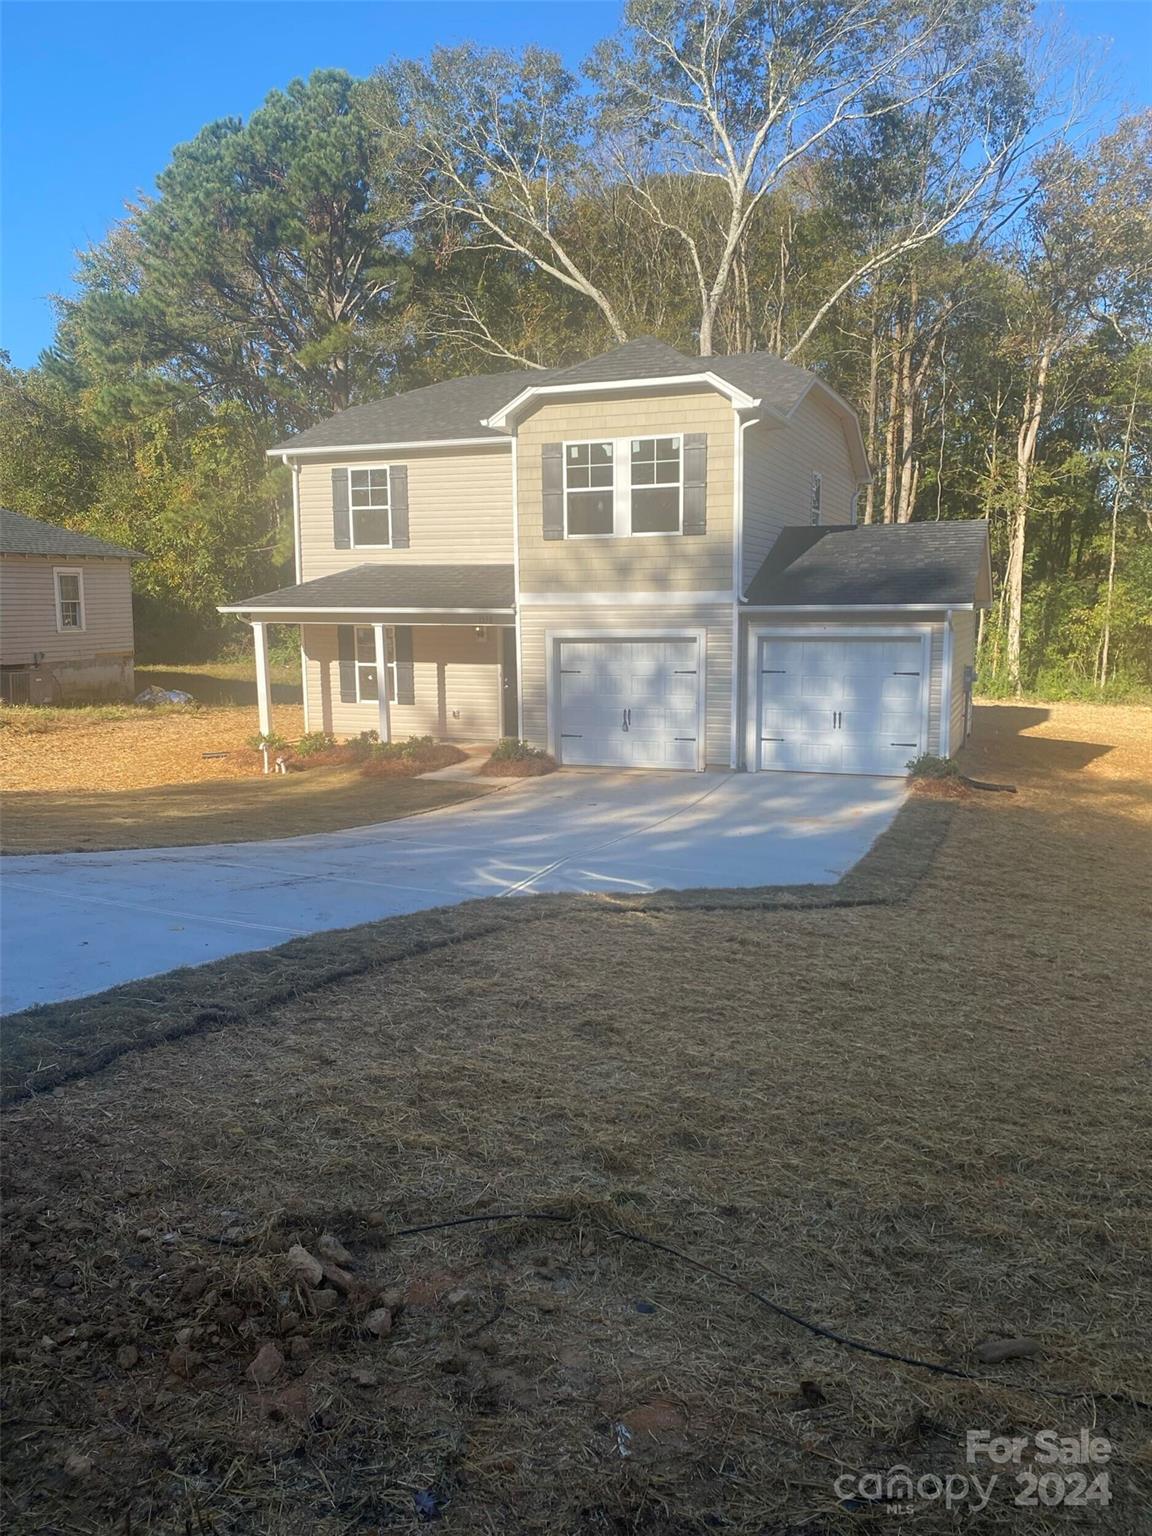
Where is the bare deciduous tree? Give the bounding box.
[591,0,1043,356]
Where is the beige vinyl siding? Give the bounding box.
[302,623,502,741]
[0,555,134,664]
[298,445,513,579]
[746,613,948,755]
[949,610,978,750]
[517,390,736,595]
[742,391,857,587]
[519,602,735,767]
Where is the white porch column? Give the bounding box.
[252,620,272,738]
[373,622,392,744]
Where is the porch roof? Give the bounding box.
[219,562,516,618]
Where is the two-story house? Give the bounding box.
[222,339,991,776]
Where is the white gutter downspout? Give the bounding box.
[283,453,310,731]
[729,410,760,770]
[940,608,955,757]
[511,435,523,741]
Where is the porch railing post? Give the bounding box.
[252,620,272,739]
[373,622,391,744]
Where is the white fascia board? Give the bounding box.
[483,372,759,430]
[741,602,972,612]
[217,604,515,617]
[519,590,734,606]
[266,437,511,459]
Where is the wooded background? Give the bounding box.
[1,0,1148,695]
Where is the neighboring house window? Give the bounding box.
[354,626,397,703]
[810,473,822,525]
[630,436,682,533]
[54,568,85,631]
[564,441,614,536]
[564,435,684,537]
[349,468,391,546]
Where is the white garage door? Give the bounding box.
[557,639,700,768]
[758,635,927,775]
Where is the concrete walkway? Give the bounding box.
[0,771,906,1013]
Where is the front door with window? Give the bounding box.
[354,626,395,703]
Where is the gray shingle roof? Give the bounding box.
[223,563,515,614]
[270,371,556,453]
[744,522,990,607]
[0,507,143,560]
[271,340,831,453]
[546,338,699,386]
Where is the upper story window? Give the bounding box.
[54,568,85,631]
[564,442,615,536]
[349,468,391,547]
[810,473,823,525]
[563,436,684,537]
[354,625,397,702]
[630,437,681,533]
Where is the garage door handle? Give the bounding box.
[622,708,630,732]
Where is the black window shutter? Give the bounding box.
[390,465,409,548]
[542,442,564,540]
[683,433,708,535]
[332,469,351,549]
[394,625,415,706]
[337,625,357,702]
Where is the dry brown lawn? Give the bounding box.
[0,706,488,851]
[0,704,306,792]
[1,702,1150,1534]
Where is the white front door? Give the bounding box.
[757,635,927,775]
[557,639,700,768]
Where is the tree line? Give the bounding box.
[1,0,1148,692]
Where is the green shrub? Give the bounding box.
[293,731,336,758]
[372,734,438,761]
[247,731,290,752]
[906,753,962,780]
[488,737,553,763]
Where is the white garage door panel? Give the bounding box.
[558,639,700,769]
[758,635,927,776]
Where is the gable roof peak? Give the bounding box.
[548,336,698,386]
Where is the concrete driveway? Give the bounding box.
[0,770,905,1013]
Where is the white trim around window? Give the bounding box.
[810,472,823,525]
[347,465,393,548]
[54,567,86,632]
[354,624,397,704]
[562,434,684,539]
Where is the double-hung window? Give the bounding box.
[563,435,684,537]
[564,442,615,536]
[630,437,682,533]
[349,468,391,547]
[54,568,85,631]
[354,626,397,703]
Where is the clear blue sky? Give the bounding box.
[2,0,1148,368]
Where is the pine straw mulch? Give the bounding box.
[1,703,1150,1534]
[0,705,306,792]
[0,710,487,853]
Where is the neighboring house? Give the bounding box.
[222,339,991,776]
[0,508,143,705]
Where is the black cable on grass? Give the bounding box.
[375,1209,1151,1413]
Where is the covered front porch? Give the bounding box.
[218,564,518,746]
